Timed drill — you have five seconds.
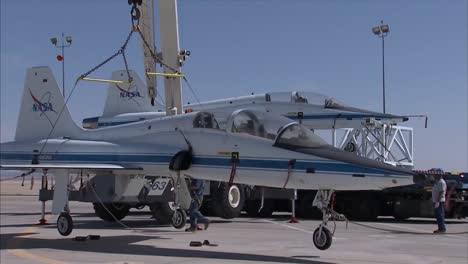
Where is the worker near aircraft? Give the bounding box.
[432,173,447,233]
[185,178,210,232]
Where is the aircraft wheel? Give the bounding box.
[171,209,187,229]
[150,202,175,225]
[93,203,129,222]
[313,226,332,250]
[212,183,245,219]
[57,212,73,236]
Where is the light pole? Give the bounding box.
[372,21,390,114]
[50,33,72,97]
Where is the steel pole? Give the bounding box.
[382,35,386,114]
[62,33,65,97]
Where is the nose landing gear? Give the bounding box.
[311,189,346,250]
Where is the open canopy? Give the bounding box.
[226,109,328,149]
[274,123,328,149]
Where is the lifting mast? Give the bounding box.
[139,0,185,115]
[139,0,159,109]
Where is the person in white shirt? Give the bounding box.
[432,174,447,233]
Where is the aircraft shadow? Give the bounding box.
[1,232,328,264]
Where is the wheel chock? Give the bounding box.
[72,236,88,242]
[36,219,49,225]
[288,217,299,223]
[189,241,203,247]
[88,235,101,240]
[203,240,218,247]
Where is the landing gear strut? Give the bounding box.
[170,171,191,229]
[311,190,345,250]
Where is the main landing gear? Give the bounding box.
[57,212,73,236]
[311,190,346,250]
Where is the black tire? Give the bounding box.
[169,150,192,171]
[244,199,274,217]
[200,199,216,217]
[93,203,129,222]
[392,200,412,221]
[57,212,73,236]
[150,202,175,225]
[171,209,187,229]
[212,183,245,219]
[297,192,322,219]
[313,226,332,250]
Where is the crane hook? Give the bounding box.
[128,0,142,24]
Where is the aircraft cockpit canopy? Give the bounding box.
[274,123,328,149]
[265,91,351,109]
[192,112,220,129]
[227,109,329,149]
[227,109,295,140]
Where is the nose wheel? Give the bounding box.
[313,226,332,250]
[57,212,73,236]
[171,209,187,229]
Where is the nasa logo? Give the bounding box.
[29,89,57,114]
[116,84,143,99]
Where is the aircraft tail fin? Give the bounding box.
[15,66,83,141]
[102,70,162,117]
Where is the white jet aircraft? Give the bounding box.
[82,70,408,130]
[0,66,421,250]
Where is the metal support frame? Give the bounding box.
[288,189,299,223]
[332,123,414,168]
[38,170,49,225]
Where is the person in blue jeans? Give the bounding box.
[185,178,210,232]
[432,174,447,233]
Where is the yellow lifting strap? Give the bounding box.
[146,72,185,78]
[80,77,132,85]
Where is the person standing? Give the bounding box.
[185,178,210,232]
[432,174,447,233]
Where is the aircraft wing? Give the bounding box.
[0,164,143,171]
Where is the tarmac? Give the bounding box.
[1,180,467,264]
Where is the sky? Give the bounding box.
[1,0,467,171]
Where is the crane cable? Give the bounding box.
[34,4,157,161]
[135,6,204,109]
[31,2,202,183]
[324,207,468,235]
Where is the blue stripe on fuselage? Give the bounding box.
[98,120,141,127]
[0,152,408,177]
[286,114,393,120]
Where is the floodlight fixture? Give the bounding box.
[372,27,381,35]
[381,24,390,33]
[50,33,73,97]
[371,20,390,114]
